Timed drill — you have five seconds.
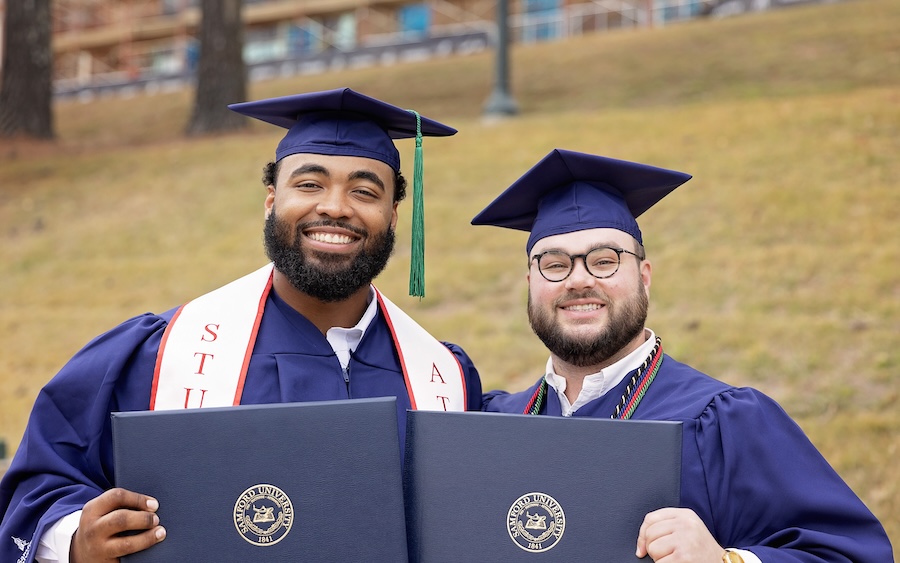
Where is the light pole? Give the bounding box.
[483,0,518,116]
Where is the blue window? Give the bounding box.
[288,24,316,56]
[523,0,561,42]
[399,4,431,38]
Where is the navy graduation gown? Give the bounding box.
[483,354,892,562]
[0,290,482,563]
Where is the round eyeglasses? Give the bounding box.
[531,246,644,282]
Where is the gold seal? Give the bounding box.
[506,492,565,552]
[233,484,294,546]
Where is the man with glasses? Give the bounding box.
[473,149,891,562]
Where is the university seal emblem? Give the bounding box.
[507,492,566,552]
[233,484,294,546]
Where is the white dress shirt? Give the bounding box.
[544,329,658,416]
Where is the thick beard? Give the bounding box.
[263,207,395,303]
[528,276,648,368]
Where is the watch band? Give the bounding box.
[722,549,745,563]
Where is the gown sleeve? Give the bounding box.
[481,389,510,410]
[0,313,169,563]
[693,387,892,562]
[440,341,483,411]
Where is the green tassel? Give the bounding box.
[408,110,426,298]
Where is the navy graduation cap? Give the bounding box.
[229,87,457,297]
[228,87,456,171]
[471,149,692,253]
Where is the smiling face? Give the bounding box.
[263,153,399,302]
[527,228,652,372]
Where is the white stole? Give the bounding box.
[151,263,467,411]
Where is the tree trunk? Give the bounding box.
[0,0,54,139]
[185,0,248,136]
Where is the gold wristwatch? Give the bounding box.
[722,549,745,563]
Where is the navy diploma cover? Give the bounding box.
[404,411,682,562]
[112,397,408,562]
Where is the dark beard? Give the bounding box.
[263,208,395,302]
[527,278,648,368]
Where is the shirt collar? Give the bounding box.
[545,328,657,416]
[325,286,379,369]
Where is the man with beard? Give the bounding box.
[0,88,482,563]
[473,149,891,562]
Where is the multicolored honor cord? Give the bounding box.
[523,337,664,419]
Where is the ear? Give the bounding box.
[264,185,275,218]
[640,259,652,296]
[390,200,399,230]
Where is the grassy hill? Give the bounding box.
[1,0,897,545]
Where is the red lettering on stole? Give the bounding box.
[430,363,446,384]
[202,324,219,342]
[194,352,214,375]
[437,396,450,411]
[184,388,208,408]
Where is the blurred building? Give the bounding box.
[0,0,764,100]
